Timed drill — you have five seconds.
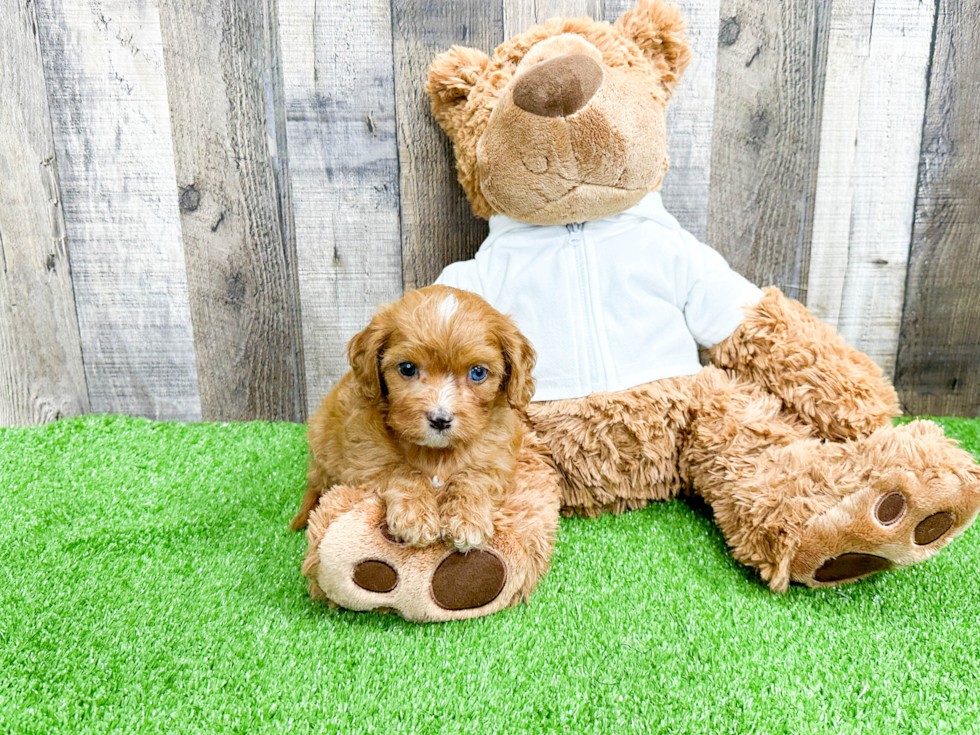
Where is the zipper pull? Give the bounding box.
[566,222,584,245]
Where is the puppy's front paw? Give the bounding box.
[441,506,495,552]
[384,496,441,547]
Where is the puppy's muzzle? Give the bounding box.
[427,409,454,432]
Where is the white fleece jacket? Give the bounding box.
[435,192,763,402]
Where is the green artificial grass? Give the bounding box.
[2,415,979,734]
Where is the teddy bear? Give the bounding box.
[301,0,980,620]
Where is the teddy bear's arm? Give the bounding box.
[707,287,900,441]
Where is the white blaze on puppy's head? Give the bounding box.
[437,294,459,323]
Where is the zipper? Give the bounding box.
[566,222,603,387]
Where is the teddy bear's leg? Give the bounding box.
[301,434,561,622]
[709,287,901,441]
[526,377,697,516]
[684,367,980,591]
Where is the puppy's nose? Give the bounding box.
[512,53,603,118]
[427,409,454,432]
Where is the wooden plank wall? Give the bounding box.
[806,0,935,376]
[35,0,202,420]
[707,0,829,300]
[158,0,306,422]
[1,0,977,425]
[894,0,980,417]
[279,0,402,415]
[0,0,88,424]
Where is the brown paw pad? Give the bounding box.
[874,491,907,525]
[814,553,892,583]
[430,550,506,610]
[914,512,954,545]
[353,560,398,593]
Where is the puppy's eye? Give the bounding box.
[397,362,418,378]
[468,366,488,382]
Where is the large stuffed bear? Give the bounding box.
[302,0,980,620]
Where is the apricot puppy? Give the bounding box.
[291,286,536,552]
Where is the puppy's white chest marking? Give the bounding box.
[437,294,458,322]
[431,475,444,488]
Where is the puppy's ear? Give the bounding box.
[346,308,394,403]
[426,45,490,140]
[495,315,537,410]
[615,0,692,100]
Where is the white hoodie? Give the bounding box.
[435,192,763,402]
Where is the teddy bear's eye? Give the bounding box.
[398,362,418,378]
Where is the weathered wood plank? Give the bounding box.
[806,0,936,377]
[605,0,719,241]
[35,0,201,420]
[263,0,307,421]
[505,0,601,38]
[159,0,305,421]
[706,0,830,298]
[392,0,504,291]
[895,0,980,417]
[0,0,88,426]
[278,0,403,413]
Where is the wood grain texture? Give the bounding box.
[605,0,719,241]
[706,0,830,298]
[279,0,403,414]
[392,0,503,290]
[806,0,935,377]
[0,0,88,426]
[505,0,601,37]
[159,0,305,421]
[263,0,307,420]
[895,0,980,417]
[35,0,201,420]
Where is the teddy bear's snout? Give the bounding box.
[512,54,603,118]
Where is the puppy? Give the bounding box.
[290,285,536,552]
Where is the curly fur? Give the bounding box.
[527,376,693,516]
[291,285,536,555]
[709,287,901,441]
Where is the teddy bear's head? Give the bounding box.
[426,0,691,226]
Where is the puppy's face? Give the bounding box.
[347,287,535,449]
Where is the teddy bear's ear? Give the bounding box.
[426,45,491,136]
[614,0,692,100]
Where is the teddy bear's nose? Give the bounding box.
[512,53,603,118]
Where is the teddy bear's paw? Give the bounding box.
[789,421,980,588]
[309,498,523,622]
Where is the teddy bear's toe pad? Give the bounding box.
[352,560,398,592]
[874,491,906,524]
[430,550,506,610]
[914,512,954,545]
[813,553,892,583]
